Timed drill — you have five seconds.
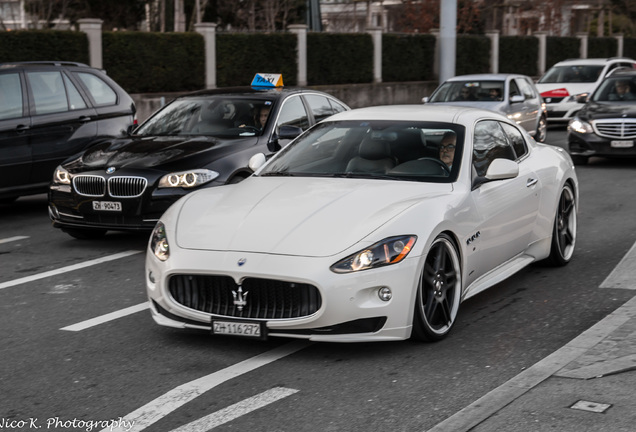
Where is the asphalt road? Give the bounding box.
[1,126,636,432]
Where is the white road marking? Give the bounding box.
[600,240,636,289]
[102,340,311,432]
[170,387,299,432]
[60,302,150,331]
[0,250,142,290]
[0,235,29,244]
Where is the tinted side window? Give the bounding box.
[500,122,528,159]
[27,71,69,115]
[76,72,117,106]
[277,96,309,131]
[516,78,536,99]
[0,72,24,120]
[304,94,334,123]
[473,120,515,176]
[329,99,347,114]
[63,74,87,110]
[509,80,521,98]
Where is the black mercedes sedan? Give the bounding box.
[48,84,349,239]
[567,69,636,165]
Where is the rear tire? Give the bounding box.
[411,234,461,342]
[545,183,577,266]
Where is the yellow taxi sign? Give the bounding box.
[251,73,284,88]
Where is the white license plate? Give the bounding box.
[611,140,634,148]
[212,321,262,338]
[92,201,122,211]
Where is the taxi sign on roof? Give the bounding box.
[251,73,284,88]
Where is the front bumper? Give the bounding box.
[568,131,636,158]
[48,184,192,232]
[145,248,422,342]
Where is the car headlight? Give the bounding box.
[53,166,71,185]
[330,235,417,274]
[158,169,219,188]
[150,222,170,261]
[568,118,593,134]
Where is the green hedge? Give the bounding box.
[546,37,579,69]
[382,33,435,82]
[216,33,297,87]
[499,36,538,76]
[456,35,490,76]
[103,32,204,93]
[588,37,618,58]
[307,33,373,85]
[624,38,636,59]
[0,30,88,63]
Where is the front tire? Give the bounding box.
[545,183,577,266]
[412,234,462,342]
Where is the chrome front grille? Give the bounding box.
[593,119,636,139]
[108,176,147,198]
[168,274,322,320]
[73,175,106,197]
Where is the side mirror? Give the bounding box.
[471,158,519,189]
[575,94,589,103]
[422,96,430,103]
[278,125,303,140]
[510,95,525,104]
[248,153,267,172]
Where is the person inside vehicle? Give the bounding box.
[455,87,477,101]
[610,80,636,101]
[488,88,502,101]
[255,105,271,129]
[439,131,456,168]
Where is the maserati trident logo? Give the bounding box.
[106,167,116,174]
[232,286,249,311]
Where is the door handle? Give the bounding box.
[15,124,30,133]
[526,178,538,187]
[78,116,91,122]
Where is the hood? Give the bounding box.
[578,101,636,121]
[175,177,452,257]
[64,135,255,172]
[536,82,593,98]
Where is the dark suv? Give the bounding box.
[567,69,636,164]
[0,61,136,202]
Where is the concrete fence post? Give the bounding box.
[486,30,500,74]
[577,32,588,59]
[616,34,624,57]
[78,19,103,69]
[288,24,308,86]
[195,23,217,89]
[366,26,383,83]
[430,28,440,80]
[534,31,548,76]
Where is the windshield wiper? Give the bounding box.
[260,171,295,177]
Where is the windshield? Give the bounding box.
[591,76,636,102]
[429,81,504,103]
[259,120,465,182]
[134,97,273,138]
[538,65,603,84]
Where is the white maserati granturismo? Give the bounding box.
[145,105,578,342]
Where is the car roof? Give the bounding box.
[179,86,329,100]
[0,61,92,70]
[324,104,508,123]
[444,73,530,81]
[551,57,636,67]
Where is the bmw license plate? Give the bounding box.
[611,140,634,148]
[212,320,264,339]
[92,201,122,211]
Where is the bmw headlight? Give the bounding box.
[150,222,170,261]
[568,118,593,134]
[53,166,71,185]
[158,169,219,188]
[331,235,417,274]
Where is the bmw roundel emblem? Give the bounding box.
[106,167,116,174]
[237,258,247,267]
